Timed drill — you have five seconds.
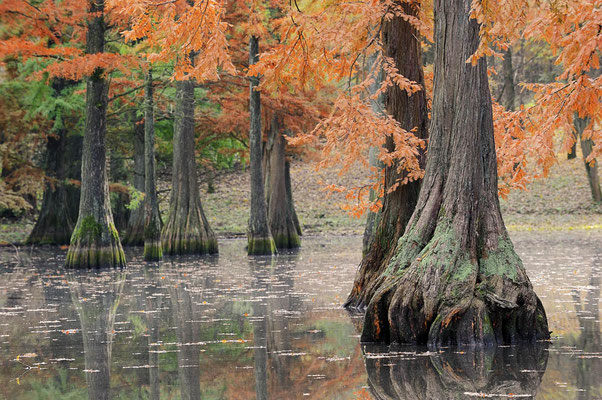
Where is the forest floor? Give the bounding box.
[1,156,601,245]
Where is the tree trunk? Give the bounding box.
[248,35,276,255]
[65,0,126,268]
[360,0,549,347]
[28,79,81,245]
[362,51,385,255]
[143,69,163,260]
[345,1,428,310]
[265,114,300,249]
[284,160,302,236]
[123,111,146,245]
[502,48,515,111]
[161,73,218,255]
[575,116,602,203]
[109,151,130,233]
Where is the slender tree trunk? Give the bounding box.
[265,114,300,249]
[284,160,302,236]
[65,0,126,268]
[362,51,385,255]
[143,69,163,260]
[161,71,218,255]
[109,151,130,233]
[502,48,515,111]
[575,116,602,203]
[360,0,549,347]
[248,36,275,255]
[123,111,146,245]
[345,1,428,310]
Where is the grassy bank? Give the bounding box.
[2,157,600,245]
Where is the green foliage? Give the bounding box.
[126,185,146,211]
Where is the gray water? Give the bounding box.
[0,232,599,399]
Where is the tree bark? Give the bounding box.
[360,0,549,347]
[248,35,276,255]
[284,160,302,236]
[28,79,81,245]
[161,69,218,255]
[345,1,428,310]
[143,69,163,260]
[109,150,130,233]
[123,111,146,245]
[575,116,602,203]
[265,113,300,249]
[65,0,126,268]
[502,48,515,111]
[362,51,386,256]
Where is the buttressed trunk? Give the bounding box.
[345,1,428,310]
[161,75,218,255]
[266,114,300,249]
[360,0,549,347]
[247,35,276,255]
[123,111,146,245]
[28,79,80,245]
[65,0,126,268]
[143,69,163,260]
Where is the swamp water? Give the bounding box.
[0,233,600,399]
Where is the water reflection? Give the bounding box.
[68,270,125,400]
[364,344,549,399]
[572,252,600,400]
[0,234,600,399]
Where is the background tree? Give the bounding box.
[247,35,276,255]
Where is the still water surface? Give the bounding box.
[0,233,600,399]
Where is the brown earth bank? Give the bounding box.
[1,156,600,245]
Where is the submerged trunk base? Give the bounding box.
[66,217,126,268]
[248,235,276,256]
[361,224,549,348]
[272,232,300,250]
[162,235,218,256]
[144,240,162,261]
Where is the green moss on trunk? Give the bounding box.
[248,236,276,256]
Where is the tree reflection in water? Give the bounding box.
[68,270,125,400]
[249,250,300,400]
[363,344,549,399]
[572,251,600,400]
[167,259,214,400]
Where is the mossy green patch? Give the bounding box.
[248,236,276,255]
[478,235,520,281]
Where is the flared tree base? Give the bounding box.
[162,235,218,255]
[144,239,163,261]
[248,235,276,255]
[65,217,126,268]
[272,232,301,250]
[361,222,550,348]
